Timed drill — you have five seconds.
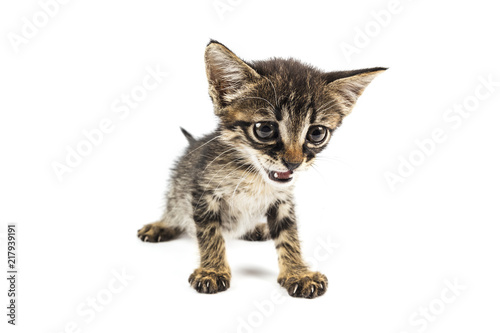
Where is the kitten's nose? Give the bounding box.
[282,159,302,171]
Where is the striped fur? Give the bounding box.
[137,40,386,298]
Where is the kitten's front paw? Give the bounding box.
[137,222,179,242]
[278,271,328,299]
[188,268,231,294]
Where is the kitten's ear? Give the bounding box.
[324,67,387,115]
[205,40,261,113]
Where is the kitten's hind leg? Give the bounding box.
[240,223,271,241]
[137,221,183,242]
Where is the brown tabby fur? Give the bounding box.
[138,40,386,298]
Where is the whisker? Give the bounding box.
[263,76,278,107]
[212,163,250,195]
[315,100,336,113]
[250,107,275,118]
[193,162,249,215]
[319,108,341,116]
[185,134,223,156]
[230,164,255,203]
[206,157,246,188]
[310,163,327,183]
[315,156,353,168]
[199,147,239,175]
[234,96,275,109]
[194,158,245,202]
[252,163,266,196]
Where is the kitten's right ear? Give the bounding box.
[205,40,261,114]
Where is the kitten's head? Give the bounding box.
[205,40,386,187]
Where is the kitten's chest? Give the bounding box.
[218,178,286,238]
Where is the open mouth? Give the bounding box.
[268,170,294,183]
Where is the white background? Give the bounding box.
[1,0,499,332]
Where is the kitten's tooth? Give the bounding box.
[222,280,226,287]
[274,172,279,178]
[293,284,298,294]
[311,286,315,294]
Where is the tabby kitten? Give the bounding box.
[138,40,385,298]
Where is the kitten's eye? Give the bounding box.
[307,126,327,144]
[254,122,277,141]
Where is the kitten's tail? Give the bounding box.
[180,127,196,145]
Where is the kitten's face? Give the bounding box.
[217,75,342,187]
[205,41,385,187]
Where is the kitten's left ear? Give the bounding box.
[324,67,387,115]
[205,40,261,114]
